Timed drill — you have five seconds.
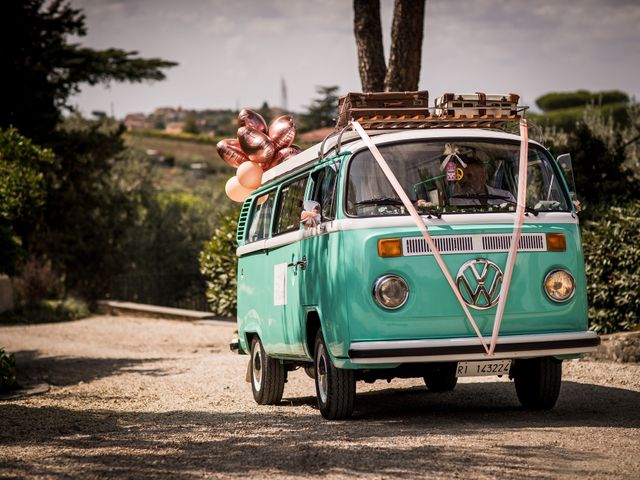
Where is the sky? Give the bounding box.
[70,0,640,118]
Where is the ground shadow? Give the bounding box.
[0,379,638,479]
[10,350,171,387]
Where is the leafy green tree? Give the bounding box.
[300,86,340,131]
[1,0,176,143]
[183,116,200,135]
[199,211,239,317]
[31,116,155,299]
[0,129,52,275]
[536,90,629,113]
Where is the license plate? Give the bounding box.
[456,359,512,377]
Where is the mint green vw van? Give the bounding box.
[233,122,599,419]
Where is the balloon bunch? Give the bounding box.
[218,109,301,202]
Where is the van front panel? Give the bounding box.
[340,220,588,345]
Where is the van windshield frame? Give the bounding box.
[344,138,571,218]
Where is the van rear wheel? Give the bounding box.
[314,330,355,420]
[513,357,562,410]
[250,337,285,405]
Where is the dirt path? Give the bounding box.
[1,316,639,479]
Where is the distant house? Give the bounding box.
[124,113,152,130]
[165,122,185,134]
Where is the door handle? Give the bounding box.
[287,255,307,271]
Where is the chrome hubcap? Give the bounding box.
[317,345,328,404]
[252,345,262,391]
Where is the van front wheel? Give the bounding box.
[513,357,562,410]
[314,330,355,419]
[250,337,285,405]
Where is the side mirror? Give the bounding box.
[556,153,581,212]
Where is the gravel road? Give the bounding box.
[1,316,639,479]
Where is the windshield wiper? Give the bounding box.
[449,194,539,216]
[353,197,404,207]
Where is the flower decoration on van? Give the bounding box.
[218,109,300,202]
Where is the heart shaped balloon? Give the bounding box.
[237,126,275,164]
[265,144,302,170]
[237,109,268,135]
[216,138,249,168]
[268,115,296,150]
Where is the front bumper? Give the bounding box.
[349,331,600,365]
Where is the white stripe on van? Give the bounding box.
[236,212,578,257]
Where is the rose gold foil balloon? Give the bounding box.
[216,138,249,168]
[225,176,253,203]
[236,161,263,190]
[237,109,268,134]
[268,115,296,150]
[237,126,275,164]
[265,145,302,170]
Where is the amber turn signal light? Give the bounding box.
[546,233,566,251]
[378,238,403,257]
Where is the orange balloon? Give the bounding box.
[237,126,275,164]
[237,109,268,134]
[237,161,263,189]
[268,115,296,150]
[216,138,249,168]
[265,145,302,170]
[225,176,252,203]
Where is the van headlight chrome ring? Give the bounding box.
[544,269,575,302]
[373,275,409,309]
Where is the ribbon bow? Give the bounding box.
[440,143,467,170]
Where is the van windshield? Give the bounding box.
[346,139,570,217]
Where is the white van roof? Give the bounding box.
[261,127,543,185]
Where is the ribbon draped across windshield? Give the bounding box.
[351,120,529,355]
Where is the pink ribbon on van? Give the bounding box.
[352,120,529,356]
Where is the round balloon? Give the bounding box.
[266,145,302,170]
[237,126,275,164]
[225,176,252,203]
[268,115,296,150]
[216,138,249,168]
[237,161,263,189]
[237,109,268,134]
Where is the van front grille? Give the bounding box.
[402,233,547,256]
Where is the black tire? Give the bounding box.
[250,337,285,405]
[424,372,458,392]
[314,330,355,420]
[514,357,562,410]
[423,363,458,392]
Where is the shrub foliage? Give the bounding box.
[0,348,17,391]
[582,201,640,333]
[199,211,239,317]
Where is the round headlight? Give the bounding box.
[544,269,575,302]
[373,275,409,309]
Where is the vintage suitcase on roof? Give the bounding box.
[336,90,429,128]
[434,92,520,117]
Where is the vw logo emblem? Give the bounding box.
[456,259,503,310]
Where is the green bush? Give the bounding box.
[582,200,640,333]
[0,297,90,324]
[199,211,239,317]
[0,348,17,391]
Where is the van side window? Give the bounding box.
[247,192,274,242]
[273,177,308,236]
[311,164,339,222]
